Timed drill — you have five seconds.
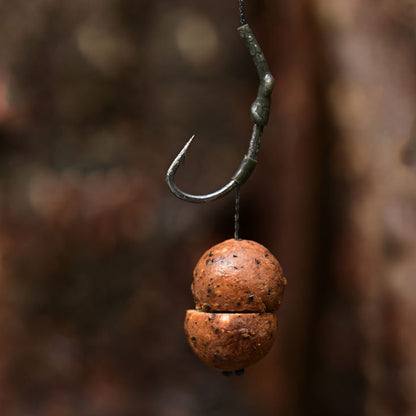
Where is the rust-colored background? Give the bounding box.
[0,1,415,415]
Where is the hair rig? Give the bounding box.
[166,0,287,376]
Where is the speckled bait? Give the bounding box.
[185,239,286,373]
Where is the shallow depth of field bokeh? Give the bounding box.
[0,1,415,415]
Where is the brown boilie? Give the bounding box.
[184,239,287,373]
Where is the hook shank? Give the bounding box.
[166,24,273,203]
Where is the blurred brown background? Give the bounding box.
[0,0,415,415]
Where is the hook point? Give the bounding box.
[184,134,196,152]
[178,134,196,160]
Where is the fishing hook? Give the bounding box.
[166,15,274,203]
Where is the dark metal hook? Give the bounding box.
[166,23,274,203]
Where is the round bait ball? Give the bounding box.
[192,239,286,312]
[184,310,277,371]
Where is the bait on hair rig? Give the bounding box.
[166,0,287,376]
